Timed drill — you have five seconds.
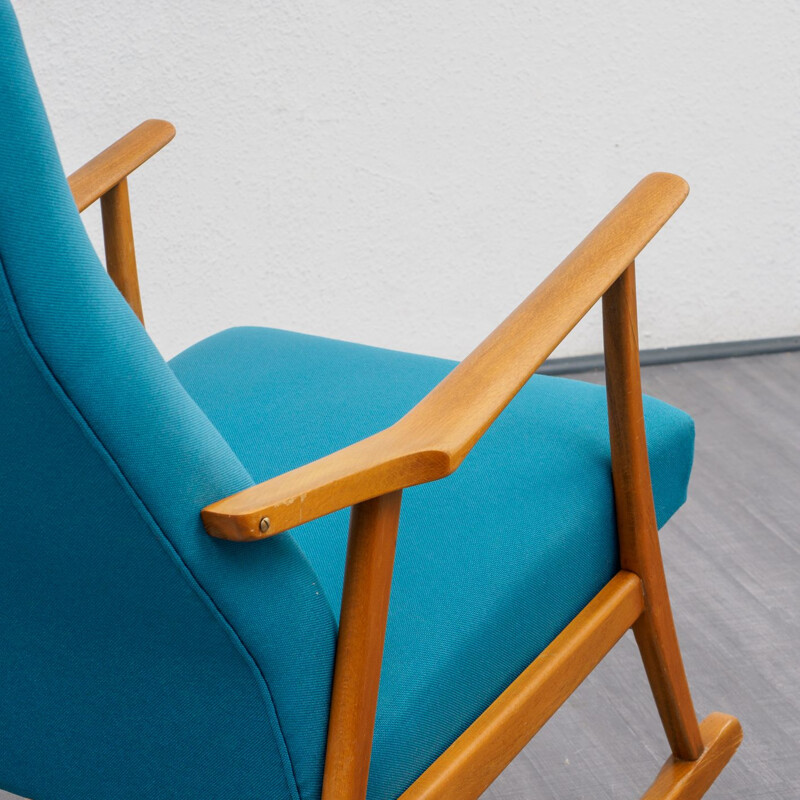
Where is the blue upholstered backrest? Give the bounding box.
[0,4,336,798]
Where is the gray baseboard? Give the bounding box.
[539,335,800,376]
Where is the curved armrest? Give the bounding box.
[68,119,175,211]
[202,172,689,541]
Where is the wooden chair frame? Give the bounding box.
[68,118,175,324]
[69,121,742,800]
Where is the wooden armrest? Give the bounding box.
[202,172,689,542]
[67,119,175,324]
[68,119,175,212]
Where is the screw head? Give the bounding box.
[259,516,271,534]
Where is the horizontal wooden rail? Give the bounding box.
[202,172,689,541]
[401,571,645,800]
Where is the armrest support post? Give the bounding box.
[100,177,144,323]
[603,263,703,760]
[322,490,403,800]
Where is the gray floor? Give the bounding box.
[2,352,798,799]
[479,351,800,800]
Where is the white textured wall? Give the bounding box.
[14,0,800,361]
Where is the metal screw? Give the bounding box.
[259,516,271,534]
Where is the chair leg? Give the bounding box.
[631,571,703,760]
[603,264,739,771]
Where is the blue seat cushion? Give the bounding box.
[169,326,694,800]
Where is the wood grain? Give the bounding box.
[68,119,175,212]
[603,264,704,761]
[203,172,690,541]
[321,491,403,800]
[400,572,645,800]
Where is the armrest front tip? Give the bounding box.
[201,508,275,542]
[68,118,178,211]
[144,118,177,146]
[642,171,690,205]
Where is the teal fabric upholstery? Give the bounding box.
[0,4,335,799]
[169,327,695,800]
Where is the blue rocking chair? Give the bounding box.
[0,3,740,798]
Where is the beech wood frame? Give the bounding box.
[69,122,742,800]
